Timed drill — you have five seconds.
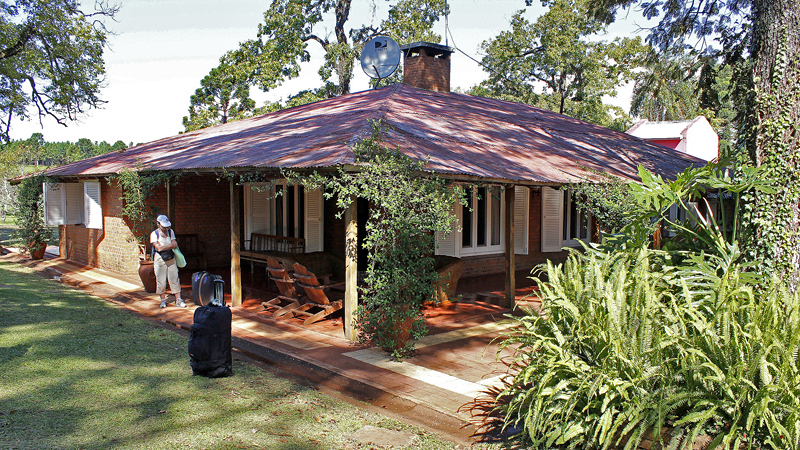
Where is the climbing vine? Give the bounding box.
[742,29,800,290]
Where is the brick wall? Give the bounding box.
[171,175,232,268]
[60,175,235,276]
[61,180,142,276]
[403,51,451,93]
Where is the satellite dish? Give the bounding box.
[360,36,401,80]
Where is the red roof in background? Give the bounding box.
[44,83,704,184]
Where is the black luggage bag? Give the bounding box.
[188,304,232,378]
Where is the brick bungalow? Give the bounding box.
[36,42,704,339]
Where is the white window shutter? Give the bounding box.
[541,187,564,252]
[245,183,271,248]
[436,196,460,257]
[304,188,324,252]
[65,183,83,225]
[43,182,65,226]
[83,181,103,229]
[514,186,529,254]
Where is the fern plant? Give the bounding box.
[492,162,800,449]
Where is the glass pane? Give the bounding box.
[462,188,472,248]
[275,185,284,237]
[570,195,579,240]
[563,192,569,240]
[298,186,305,241]
[287,186,296,237]
[491,187,501,246]
[580,209,588,239]
[477,187,487,247]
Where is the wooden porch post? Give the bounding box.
[343,197,358,341]
[230,179,242,307]
[504,185,516,308]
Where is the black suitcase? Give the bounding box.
[188,304,232,378]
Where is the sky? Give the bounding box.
[9,0,649,146]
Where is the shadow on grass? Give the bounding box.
[0,263,330,449]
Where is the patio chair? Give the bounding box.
[291,262,344,325]
[261,257,303,318]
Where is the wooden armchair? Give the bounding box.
[291,262,344,325]
[261,256,303,318]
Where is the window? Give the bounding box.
[43,181,102,229]
[541,187,590,252]
[244,181,324,252]
[563,190,590,246]
[460,186,503,256]
[436,185,529,257]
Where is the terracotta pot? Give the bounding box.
[139,260,157,293]
[28,242,46,260]
[381,308,416,352]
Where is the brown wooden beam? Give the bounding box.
[504,185,516,308]
[230,179,242,307]
[343,197,358,341]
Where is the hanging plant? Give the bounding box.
[290,120,465,358]
[111,166,173,258]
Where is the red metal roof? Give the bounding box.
[44,83,704,184]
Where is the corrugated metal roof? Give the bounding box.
[44,83,704,184]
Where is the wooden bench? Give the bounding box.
[175,233,207,270]
[240,233,305,280]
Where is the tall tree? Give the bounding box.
[588,0,800,288]
[221,0,447,100]
[0,0,117,142]
[182,62,256,132]
[474,0,646,129]
[630,50,703,121]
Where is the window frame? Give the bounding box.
[459,186,505,257]
[562,189,591,247]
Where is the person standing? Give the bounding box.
[151,214,184,308]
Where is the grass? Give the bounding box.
[0,214,20,247]
[0,261,507,450]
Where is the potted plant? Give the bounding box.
[293,121,463,358]
[112,167,172,292]
[12,174,53,260]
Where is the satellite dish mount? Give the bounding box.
[360,36,401,88]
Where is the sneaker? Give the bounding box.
[176,300,186,308]
[160,300,167,309]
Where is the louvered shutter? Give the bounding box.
[83,181,102,229]
[43,182,65,226]
[304,188,324,252]
[65,183,83,225]
[436,194,460,257]
[514,186,529,254]
[541,187,563,252]
[245,183,271,249]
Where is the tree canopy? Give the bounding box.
[472,0,646,130]
[182,62,256,132]
[587,0,800,288]
[216,0,447,107]
[0,0,117,142]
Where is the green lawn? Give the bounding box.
[0,214,57,249]
[0,261,503,450]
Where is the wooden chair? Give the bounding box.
[261,257,302,318]
[291,262,344,325]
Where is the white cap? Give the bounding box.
[156,214,171,227]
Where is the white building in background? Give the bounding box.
[626,116,719,162]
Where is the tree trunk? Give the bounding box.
[750,0,800,290]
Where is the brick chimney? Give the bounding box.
[400,42,454,93]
